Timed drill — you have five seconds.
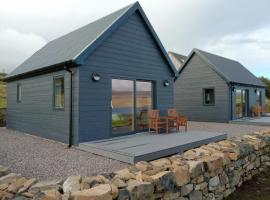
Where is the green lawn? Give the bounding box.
[0,73,7,109]
[0,82,6,109]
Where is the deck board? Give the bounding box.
[79,131,227,163]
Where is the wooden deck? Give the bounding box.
[78,131,227,164]
[230,116,270,126]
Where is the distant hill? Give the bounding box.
[0,73,7,109]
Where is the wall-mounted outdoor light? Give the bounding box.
[231,87,235,92]
[163,80,169,87]
[91,72,101,82]
[255,89,258,94]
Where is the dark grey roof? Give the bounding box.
[7,4,133,79]
[179,48,266,87]
[7,2,177,80]
[168,51,187,64]
[168,51,187,71]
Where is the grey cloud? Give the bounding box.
[0,0,270,77]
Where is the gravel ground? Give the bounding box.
[188,121,269,138]
[0,128,128,180]
[0,122,268,180]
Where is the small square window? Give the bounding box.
[17,83,22,102]
[54,77,65,109]
[203,88,215,105]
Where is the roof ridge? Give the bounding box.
[194,48,239,63]
[48,2,136,45]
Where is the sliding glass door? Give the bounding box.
[112,79,134,134]
[256,91,262,106]
[236,89,248,118]
[111,79,153,135]
[136,81,153,131]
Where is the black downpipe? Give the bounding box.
[64,66,73,147]
[230,85,234,120]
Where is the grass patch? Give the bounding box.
[0,74,6,109]
[112,120,130,127]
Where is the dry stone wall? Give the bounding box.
[1,129,270,200]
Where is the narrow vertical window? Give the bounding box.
[203,88,215,105]
[17,83,22,102]
[54,77,64,109]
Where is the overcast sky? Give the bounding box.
[0,0,269,78]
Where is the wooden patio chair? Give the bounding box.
[262,106,266,116]
[252,105,261,117]
[137,109,148,129]
[168,108,188,132]
[148,110,166,133]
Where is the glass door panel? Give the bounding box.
[112,79,134,135]
[236,90,243,118]
[236,89,248,118]
[136,81,153,130]
[242,90,246,117]
[257,91,262,106]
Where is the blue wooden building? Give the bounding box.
[6,2,177,145]
[173,49,266,122]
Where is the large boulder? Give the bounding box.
[181,184,193,196]
[7,177,28,193]
[209,176,220,191]
[186,161,205,178]
[201,146,231,166]
[189,190,202,200]
[253,133,270,145]
[242,135,266,150]
[117,188,129,200]
[195,182,207,191]
[18,178,38,194]
[9,196,31,200]
[205,193,215,200]
[219,172,229,186]
[163,190,180,200]
[114,169,136,182]
[217,141,241,161]
[29,179,62,194]
[0,190,15,200]
[135,171,153,183]
[150,158,171,171]
[71,184,112,200]
[110,184,119,199]
[111,177,127,189]
[63,175,81,193]
[135,162,153,172]
[199,155,223,176]
[227,169,242,187]
[150,171,174,191]
[0,173,21,185]
[169,155,186,167]
[80,176,109,190]
[33,190,62,200]
[173,165,190,186]
[126,180,154,200]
